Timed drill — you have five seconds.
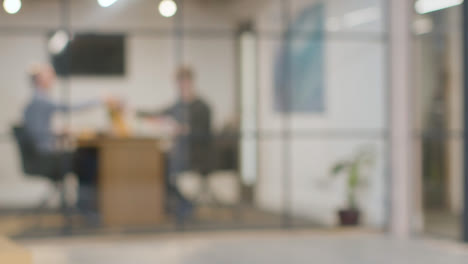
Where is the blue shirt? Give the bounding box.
[23,90,100,153]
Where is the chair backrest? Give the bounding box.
[12,125,40,175]
[213,132,238,171]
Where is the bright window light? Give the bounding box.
[159,0,177,18]
[97,0,118,8]
[3,0,22,14]
[415,0,464,14]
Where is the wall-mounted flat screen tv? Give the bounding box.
[51,33,125,76]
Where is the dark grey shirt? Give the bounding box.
[23,90,99,153]
[164,98,213,176]
[139,98,212,179]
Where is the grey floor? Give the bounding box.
[22,231,468,264]
[424,210,462,240]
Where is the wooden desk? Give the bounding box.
[78,137,165,227]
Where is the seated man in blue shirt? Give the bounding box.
[23,63,108,213]
[24,64,104,153]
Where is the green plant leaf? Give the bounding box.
[331,162,348,176]
[329,145,376,209]
[348,163,360,189]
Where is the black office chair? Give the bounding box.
[13,126,39,175]
[12,125,72,221]
[191,132,239,206]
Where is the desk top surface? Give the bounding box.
[77,136,162,148]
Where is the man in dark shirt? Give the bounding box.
[139,66,213,220]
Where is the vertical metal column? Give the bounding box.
[61,0,72,128]
[174,0,184,65]
[173,0,185,231]
[389,0,413,239]
[280,0,292,228]
[59,0,73,234]
[462,0,468,243]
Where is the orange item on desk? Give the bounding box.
[108,101,130,137]
[77,129,97,141]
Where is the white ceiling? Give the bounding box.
[193,0,269,22]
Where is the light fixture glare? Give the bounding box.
[97,0,118,8]
[3,0,22,14]
[159,0,177,18]
[415,0,464,14]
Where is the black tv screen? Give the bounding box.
[51,33,125,76]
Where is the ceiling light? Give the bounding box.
[3,0,22,14]
[97,0,118,8]
[48,30,70,55]
[343,7,380,28]
[415,0,464,14]
[159,0,177,18]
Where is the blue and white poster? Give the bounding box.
[274,3,325,113]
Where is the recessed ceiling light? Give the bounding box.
[159,0,177,18]
[97,0,118,8]
[3,0,22,14]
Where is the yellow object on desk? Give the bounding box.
[108,101,130,137]
[77,129,97,141]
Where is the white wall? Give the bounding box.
[255,0,388,227]
[0,0,236,195]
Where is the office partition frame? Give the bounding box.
[0,0,391,237]
[463,1,468,244]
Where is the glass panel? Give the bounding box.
[413,2,464,240]
[0,0,389,238]
[257,0,388,229]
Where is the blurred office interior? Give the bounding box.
[0,0,465,252]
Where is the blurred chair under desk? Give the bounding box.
[177,131,241,208]
[12,125,73,231]
[178,170,241,206]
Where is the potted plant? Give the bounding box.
[330,146,374,226]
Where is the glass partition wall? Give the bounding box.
[0,0,389,238]
[413,1,464,240]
